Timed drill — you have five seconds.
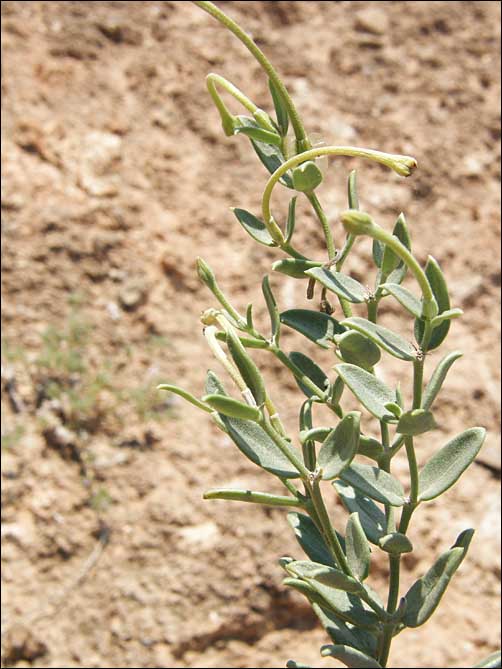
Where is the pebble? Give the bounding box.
[355,7,389,35]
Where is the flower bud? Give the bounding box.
[196,257,216,288]
[340,209,375,236]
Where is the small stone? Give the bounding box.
[355,7,389,35]
[2,625,48,665]
[118,281,147,311]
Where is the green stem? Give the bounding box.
[262,146,416,229]
[271,347,326,400]
[204,488,302,507]
[194,1,309,145]
[306,192,336,261]
[309,478,352,574]
[260,417,311,479]
[405,437,419,505]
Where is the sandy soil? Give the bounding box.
[1,2,501,668]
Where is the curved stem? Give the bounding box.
[262,146,416,226]
[194,1,309,144]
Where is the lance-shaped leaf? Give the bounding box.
[341,317,416,361]
[205,370,228,396]
[269,78,289,136]
[262,275,281,343]
[335,364,396,422]
[220,415,301,479]
[286,560,362,594]
[313,604,377,658]
[318,412,361,480]
[285,196,297,243]
[431,307,463,329]
[475,651,502,668]
[381,283,422,318]
[287,512,336,568]
[334,481,386,545]
[203,488,300,507]
[226,329,266,405]
[272,258,323,279]
[422,351,463,410]
[287,576,381,628]
[414,256,451,350]
[418,427,486,501]
[346,513,371,581]
[157,384,212,413]
[250,138,293,187]
[340,463,406,507]
[281,309,345,348]
[403,529,474,627]
[234,124,282,146]
[289,351,329,398]
[203,394,261,422]
[379,532,413,554]
[320,645,382,668]
[305,268,367,304]
[373,214,411,287]
[215,331,268,349]
[397,409,438,436]
[232,208,276,247]
[336,330,381,371]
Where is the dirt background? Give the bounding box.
[1,1,501,668]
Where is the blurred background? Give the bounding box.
[1,1,500,667]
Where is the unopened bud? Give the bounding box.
[340,209,375,236]
[196,257,216,288]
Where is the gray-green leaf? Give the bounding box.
[336,330,381,371]
[346,513,371,581]
[273,258,323,279]
[268,78,289,136]
[475,651,502,668]
[285,196,297,243]
[397,409,438,436]
[335,364,396,422]
[289,352,328,398]
[422,351,463,410]
[341,317,416,361]
[287,560,362,594]
[318,412,361,480]
[403,529,474,627]
[340,463,406,507]
[287,512,336,568]
[281,309,345,348]
[220,415,301,479]
[232,208,276,247]
[313,604,377,658]
[205,370,228,396]
[262,275,281,343]
[414,256,451,350]
[334,481,386,545]
[320,644,382,667]
[305,268,367,304]
[418,427,486,501]
[381,283,422,318]
[378,532,413,554]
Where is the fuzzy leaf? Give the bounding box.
[281,309,345,349]
[285,196,297,243]
[318,412,361,480]
[287,512,336,568]
[336,330,381,371]
[313,604,377,658]
[287,560,362,594]
[422,351,463,410]
[381,214,411,275]
[320,645,382,668]
[381,283,422,318]
[220,415,301,479]
[273,258,323,279]
[431,307,463,328]
[205,370,228,396]
[157,384,211,412]
[378,533,413,554]
[340,463,406,507]
[215,331,268,349]
[418,427,486,501]
[226,329,266,405]
[415,256,451,350]
[235,124,282,146]
[397,409,438,436]
[358,435,385,461]
[232,208,276,246]
[403,529,474,627]
[335,364,396,422]
[346,513,371,581]
[250,137,293,187]
[202,394,261,422]
[334,481,386,545]
[292,161,323,192]
[268,78,289,136]
[289,351,328,398]
[341,317,416,361]
[262,276,281,343]
[305,268,367,304]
